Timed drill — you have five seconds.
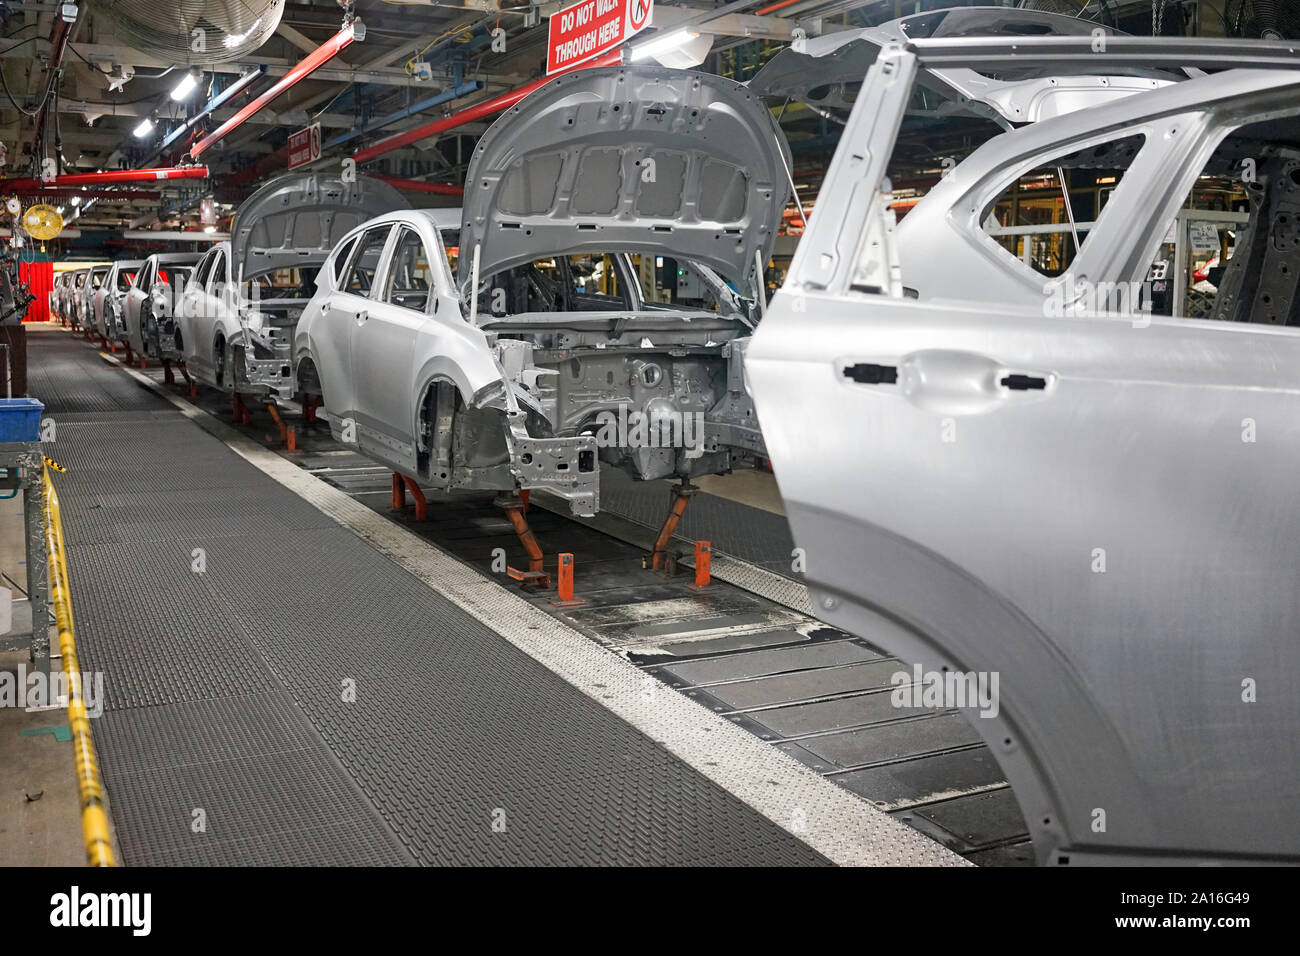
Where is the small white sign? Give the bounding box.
[1189,221,1220,256]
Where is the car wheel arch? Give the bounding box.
[784,498,1161,864]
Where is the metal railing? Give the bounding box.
[41,463,115,867]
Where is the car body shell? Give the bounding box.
[93,260,143,341]
[176,175,409,398]
[121,253,201,357]
[293,66,786,515]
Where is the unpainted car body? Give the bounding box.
[294,66,786,515]
[63,269,89,329]
[77,266,108,331]
[49,274,67,322]
[121,253,201,358]
[746,27,1300,864]
[177,175,408,398]
[93,259,143,340]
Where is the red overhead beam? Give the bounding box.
[378,177,464,196]
[352,48,624,165]
[190,20,364,160]
[1,166,209,191]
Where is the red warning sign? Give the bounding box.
[287,122,321,170]
[547,0,653,75]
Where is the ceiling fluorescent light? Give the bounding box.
[171,69,199,101]
[630,29,699,62]
[132,116,155,138]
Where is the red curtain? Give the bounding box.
[19,261,53,322]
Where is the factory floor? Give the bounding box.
[15,322,965,866]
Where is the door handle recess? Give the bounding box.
[843,363,898,385]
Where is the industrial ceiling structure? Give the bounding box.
[2,0,1283,251]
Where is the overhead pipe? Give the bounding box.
[352,48,625,165]
[0,227,82,238]
[144,66,267,165]
[122,230,229,242]
[323,79,484,151]
[6,188,161,200]
[190,19,366,160]
[378,177,464,196]
[1,167,209,190]
[32,3,79,162]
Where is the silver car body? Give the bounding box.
[94,260,143,340]
[49,274,67,321]
[63,269,88,329]
[177,174,408,397]
[746,35,1300,865]
[121,253,202,358]
[294,66,786,515]
[77,266,108,331]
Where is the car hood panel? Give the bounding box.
[461,66,791,291]
[232,173,409,281]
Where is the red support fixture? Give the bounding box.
[689,540,713,591]
[648,479,697,572]
[551,553,586,607]
[1,167,209,191]
[391,472,405,511]
[497,494,551,590]
[402,476,427,522]
[377,177,464,197]
[352,48,624,165]
[190,20,364,160]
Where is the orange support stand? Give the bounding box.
[688,540,713,591]
[497,494,551,590]
[162,362,175,385]
[551,552,585,607]
[402,476,426,521]
[390,473,426,520]
[648,478,697,572]
[266,403,295,450]
[232,393,251,425]
[180,364,197,397]
[302,394,320,424]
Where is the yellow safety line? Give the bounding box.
[41,464,116,867]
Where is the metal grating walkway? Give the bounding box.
[28,327,831,866]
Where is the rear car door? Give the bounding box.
[746,48,1300,863]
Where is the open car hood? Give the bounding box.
[749,7,1189,124]
[460,66,791,292]
[232,173,409,282]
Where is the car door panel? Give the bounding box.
[351,226,421,468]
[318,224,393,434]
[746,47,1300,863]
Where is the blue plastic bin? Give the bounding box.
[0,397,44,442]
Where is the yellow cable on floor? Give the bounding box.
[41,464,116,867]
